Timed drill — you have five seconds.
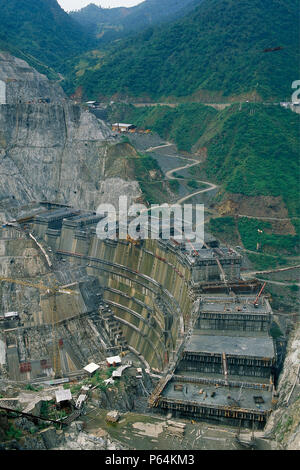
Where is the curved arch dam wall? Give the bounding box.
[53,227,193,371]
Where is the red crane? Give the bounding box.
[253,282,266,308]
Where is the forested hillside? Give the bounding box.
[70,0,201,42]
[107,103,300,219]
[202,104,299,220]
[106,103,217,152]
[71,0,298,101]
[0,0,93,71]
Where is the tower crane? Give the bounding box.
[0,276,76,296]
[253,282,266,308]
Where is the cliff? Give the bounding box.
[0,53,141,213]
[264,326,300,449]
[0,52,65,104]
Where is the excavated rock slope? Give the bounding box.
[0,53,141,212]
[0,52,65,104]
[265,326,300,449]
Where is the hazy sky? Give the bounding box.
[58,0,143,11]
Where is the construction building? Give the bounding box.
[150,294,276,428]
[112,123,136,133]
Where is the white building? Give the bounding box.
[55,388,72,404]
[112,123,135,132]
[83,362,100,375]
[106,355,122,367]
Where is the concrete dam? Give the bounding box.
[30,206,243,370]
[0,203,275,429]
[0,52,297,450]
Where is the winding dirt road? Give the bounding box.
[144,141,300,286]
[242,264,300,278]
[146,143,218,205]
[165,157,217,204]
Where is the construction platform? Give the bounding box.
[162,380,272,412]
[149,291,276,428]
[184,331,275,359]
[158,377,272,428]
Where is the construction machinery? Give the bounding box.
[253,282,266,308]
[126,234,141,246]
[185,237,200,257]
[0,276,76,296]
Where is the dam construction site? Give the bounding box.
[0,200,282,447]
[0,51,298,452]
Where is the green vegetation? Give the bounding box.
[173,173,184,179]
[120,135,130,144]
[40,400,67,421]
[25,384,36,391]
[209,217,236,234]
[288,284,299,292]
[133,154,172,204]
[70,384,81,395]
[1,0,298,104]
[40,401,51,419]
[187,180,200,189]
[109,103,299,249]
[84,371,108,391]
[108,104,299,223]
[106,367,117,378]
[72,0,298,101]
[208,216,241,245]
[134,153,160,175]
[5,424,22,441]
[0,0,94,73]
[104,141,176,204]
[270,322,283,339]
[0,38,60,81]
[203,105,300,219]
[106,103,217,152]
[247,252,286,271]
[25,384,43,392]
[169,180,180,193]
[209,215,299,269]
[238,218,299,256]
[209,216,237,237]
[70,0,198,43]
[210,216,298,269]
[276,416,294,443]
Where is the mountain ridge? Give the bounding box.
[70,0,203,42]
[70,0,299,101]
[0,0,94,72]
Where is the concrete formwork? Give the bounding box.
[196,296,272,332]
[5,205,278,429]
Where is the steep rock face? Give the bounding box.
[265,327,300,449]
[0,52,65,104]
[0,111,141,212]
[0,103,111,209]
[96,177,142,210]
[0,53,141,211]
[0,420,124,450]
